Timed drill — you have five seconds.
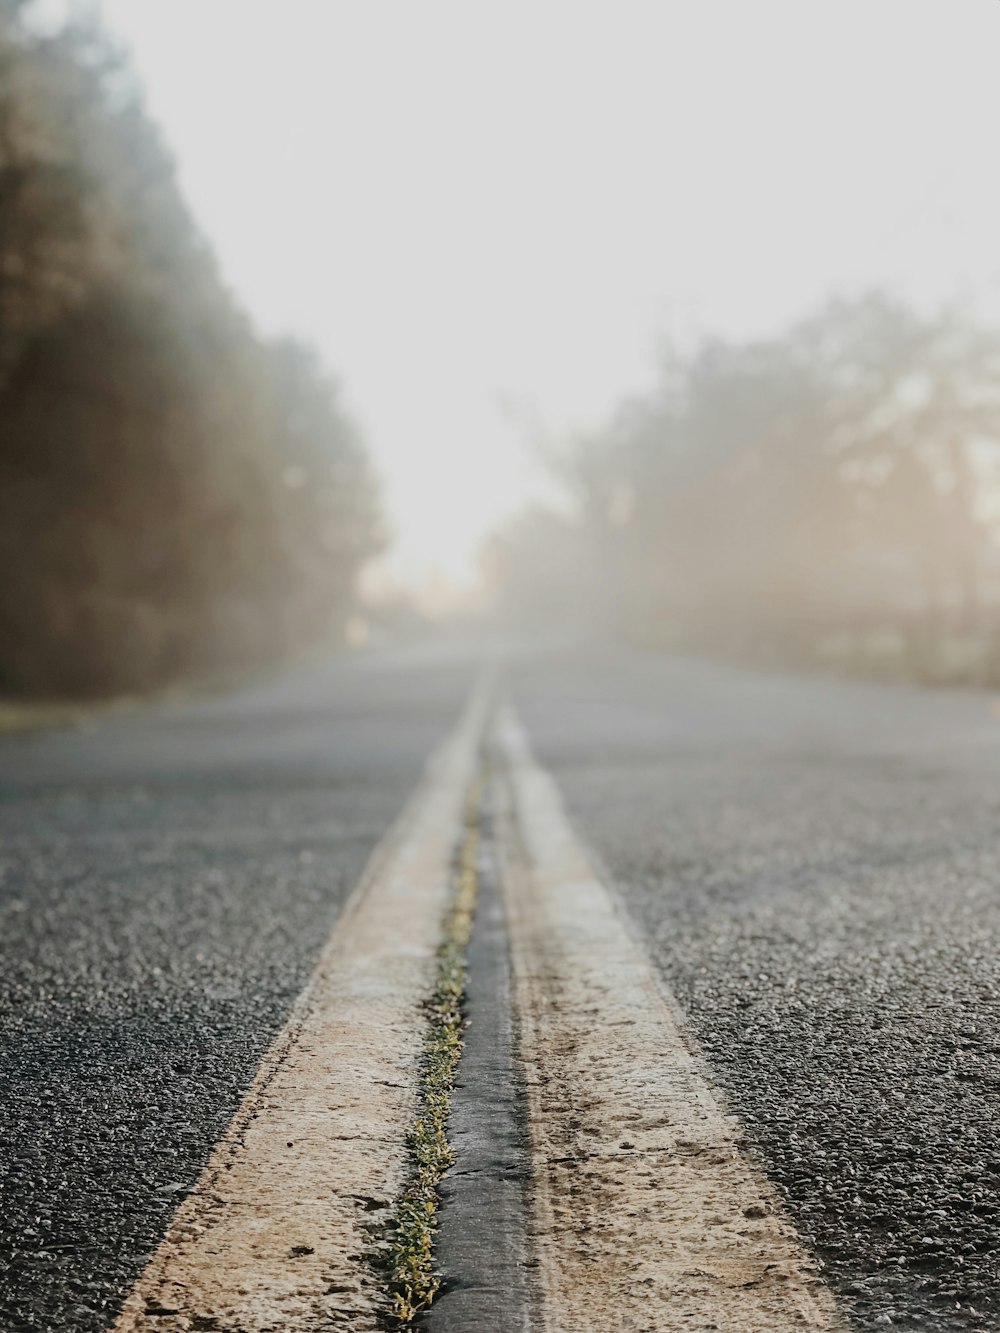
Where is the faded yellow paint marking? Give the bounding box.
[495,705,844,1333]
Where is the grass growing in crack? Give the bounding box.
[385,784,480,1325]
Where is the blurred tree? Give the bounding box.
[490,294,1000,683]
[0,7,380,697]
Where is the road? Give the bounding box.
[0,648,476,1333]
[510,650,1000,1332]
[1,643,999,1331]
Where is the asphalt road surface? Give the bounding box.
[510,649,1000,1332]
[0,647,476,1333]
[2,642,1000,1331]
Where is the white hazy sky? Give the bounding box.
[97,0,1000,595]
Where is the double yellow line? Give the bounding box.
[114,672,843,1333]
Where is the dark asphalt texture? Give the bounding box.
[0,647,474,1333]
[510,648,1000,1333]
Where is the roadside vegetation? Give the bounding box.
[0,1,381,699]
[486,294,1000,685]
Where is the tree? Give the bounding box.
[0,7,381,697]
[490,294,1000,681]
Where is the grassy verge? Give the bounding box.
[384,777,482,1325]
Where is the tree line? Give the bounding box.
[0,1,381,698]
[486,294,1000,683]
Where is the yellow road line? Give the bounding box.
[495,704,844,1333]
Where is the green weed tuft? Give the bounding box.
[384,782,480,1325]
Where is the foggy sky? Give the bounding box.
[98,0,1000,599]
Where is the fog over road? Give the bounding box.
[2,644,999,1331]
